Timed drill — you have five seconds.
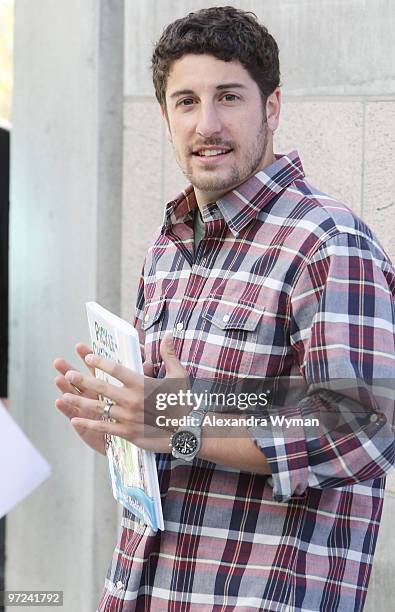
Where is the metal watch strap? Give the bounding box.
[187,407,205,426]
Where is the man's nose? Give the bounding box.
[195,102,222,138]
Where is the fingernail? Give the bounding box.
[85,354,97,364]
[65,372,76,382]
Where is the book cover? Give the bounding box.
[86,302,164,531]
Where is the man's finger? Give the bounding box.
[69,417,107,455]
[54,357,75,377]
[143,360,155,377]
[55,374,80,395]
[160,332,187,378]
[84,353,141,387]
[71,416,126,437]
[76,342,92,354]
[76,343,97,377]
[55,374,98,401]
[56,392,97,419]
[65,369,127,405]
[62,393,138,424]
[55,398,79,420]
[54,355,98,398]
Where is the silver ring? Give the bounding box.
[103,398,115,420]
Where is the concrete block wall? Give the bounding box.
[121,0,395,307]
[7,1,124,609]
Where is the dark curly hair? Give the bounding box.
[151,6,280,110]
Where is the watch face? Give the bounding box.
[173,431,199,456]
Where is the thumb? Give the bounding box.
[160,332,186,378]
[143,360,155,377]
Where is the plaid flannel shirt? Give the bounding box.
[98,151,395,612]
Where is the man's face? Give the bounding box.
[162,54,279,203]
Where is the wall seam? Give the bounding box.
[361,99,366,218]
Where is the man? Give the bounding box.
[54,7,395,611]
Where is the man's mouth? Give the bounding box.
[192,148,233,158]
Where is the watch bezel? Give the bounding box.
[172,429,199,455]
[169,408,205,461]
[170,424,202,461]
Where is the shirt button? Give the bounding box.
[176,322,184,331]
[222,314,230,323]
[144,313,149,322]
[116,581,124,590]
[370,414,378,422]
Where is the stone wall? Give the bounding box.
[7,1,124,609]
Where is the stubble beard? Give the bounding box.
[176,115,270,193]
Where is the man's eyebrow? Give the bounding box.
[216,83,247,91]
[169,83,247,99]
[169,89,194,100]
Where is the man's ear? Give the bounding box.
[160,105,172,143]
[265,88,281,133]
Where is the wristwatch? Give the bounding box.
[169,408,205,461]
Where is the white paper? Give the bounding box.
[0,401,51,518]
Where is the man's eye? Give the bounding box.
[222,94,238,102]
[179,98,194,106]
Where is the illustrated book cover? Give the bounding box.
[86,301,164,531]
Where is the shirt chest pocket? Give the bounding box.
[142,298,167,369]
[142,298,166,332]
[200,296,265,381]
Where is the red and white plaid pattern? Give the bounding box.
[98,151,395,611]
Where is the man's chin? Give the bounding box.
[189,173,239,194]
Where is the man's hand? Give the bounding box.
[54,333,189,454]
[54,343,107,455]
[54,334,271,474]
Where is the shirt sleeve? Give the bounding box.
[248,231,395,502]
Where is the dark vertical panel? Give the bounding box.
[0,126,10,612]
[0,127,9,396]
[0,516,4,611]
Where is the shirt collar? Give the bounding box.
[161,150,305,236]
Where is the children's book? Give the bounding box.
[86,301,164,531]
